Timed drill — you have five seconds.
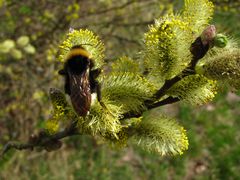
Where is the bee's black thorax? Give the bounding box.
[66,55,90,75]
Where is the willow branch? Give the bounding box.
[148,97,180,109]
[122,96,180,119]
[0,122,79,159]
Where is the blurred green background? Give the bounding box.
[0,0,240,179]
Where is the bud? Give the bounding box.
[213,34,228,48]
[32,90,45,100]
[10,48,22,59]
[201,25,216,46]
[0,39,15,53]
[23,44,36,54]
[17,36,30,47]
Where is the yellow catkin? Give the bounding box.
[58,29,105,69]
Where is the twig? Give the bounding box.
[0,122,79,159]
[122,96,180,119]
[148,96,180,109]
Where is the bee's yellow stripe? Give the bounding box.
[67,48,90,59]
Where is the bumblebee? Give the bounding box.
[58,46,102,117]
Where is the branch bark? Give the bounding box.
[0,122,79,159]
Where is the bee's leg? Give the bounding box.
[91,68,101,79]
[58,68,71,95]
[64,74,71,95]
[95,81,106,109]
[94,79,115,116]
[58,69,66,75]
[90,68,101,92]
[89,67,109,110]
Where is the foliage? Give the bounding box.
[100,72,156,113]
[132,113,188,156]
[58,29,105,68]
[45,88,77,134]
[143,14,193,83]
[84,99,123,137]
[167,75,217,105]
[182,0,214,34]
[197,49,240,90]
[111,56,140,74]
[0,36,35,60]
[41,0,240,157]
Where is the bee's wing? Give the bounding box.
[68,71,91,117]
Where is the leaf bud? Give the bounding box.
[17,36,30,47]
[213,34,228,48]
